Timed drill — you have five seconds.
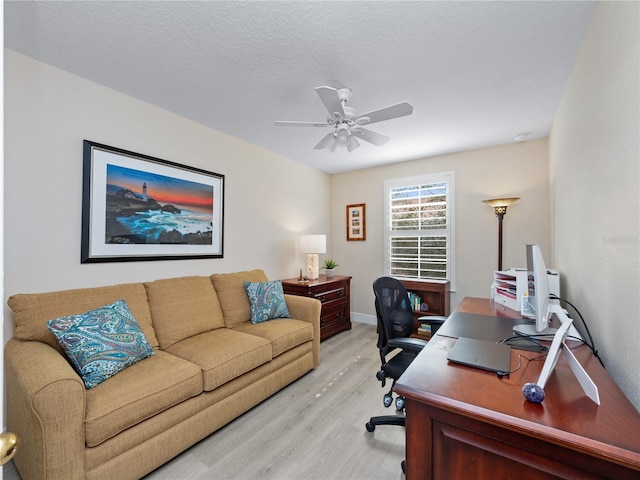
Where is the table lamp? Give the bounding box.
[300,234,326,280]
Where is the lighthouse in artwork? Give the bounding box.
[142,182,148,201]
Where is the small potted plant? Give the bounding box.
[322,259,339,279]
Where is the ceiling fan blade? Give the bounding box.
[316,86,345,118]
[314,132,338,152]
[274,120,328,127]
[358,102,413,125]
[347,135,360,152]
[353,128,390,146]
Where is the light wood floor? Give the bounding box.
[4,322,407,480]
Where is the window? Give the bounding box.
[384,172,455,286]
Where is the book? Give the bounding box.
[418,323,432,339]
[408,291,422,312]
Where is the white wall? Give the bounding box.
[3,50,331,341]
[550,1,639,410]
[330,139,551,318]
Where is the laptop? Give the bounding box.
[447,337,511,374]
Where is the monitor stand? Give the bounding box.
[513,322,557,338]
[535,305,600,404]
[513,313,582,341]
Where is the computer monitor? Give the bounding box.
[513,244,557,337]
[515,245,600,404]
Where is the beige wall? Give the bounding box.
[330,138,551,320]
[550,1,639,409]
[3,50,331,339]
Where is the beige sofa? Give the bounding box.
[5,270,321,480]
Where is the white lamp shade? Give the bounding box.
[482,197,520,208]
[300,235,326,254]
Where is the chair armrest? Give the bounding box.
[387,337,428,353]
[417,315,447,325]
[418,315,447,335]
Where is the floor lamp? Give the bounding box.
[299,234,326,280]
[482,197,520,271]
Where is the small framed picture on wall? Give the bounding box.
[346,203,366,241]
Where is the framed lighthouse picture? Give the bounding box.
[81,140,224,263]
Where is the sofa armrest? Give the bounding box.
[5,338,87,480]
[284,294,321,367]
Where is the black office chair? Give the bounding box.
[366,277,445,432]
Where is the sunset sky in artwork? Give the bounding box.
[107,164,214,212]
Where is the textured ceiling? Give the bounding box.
[5,1,595,173]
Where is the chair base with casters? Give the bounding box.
[365,328,445,434]
[365,348,421,431]
[365,413,404,432]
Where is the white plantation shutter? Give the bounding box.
[384,172,455,285]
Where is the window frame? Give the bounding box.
[384,171,455,289]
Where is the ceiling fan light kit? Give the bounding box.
[275,86,413,152]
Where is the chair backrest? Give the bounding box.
[372,277,415,351]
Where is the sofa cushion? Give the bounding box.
[145,276,225,349]
[233,319,314,358]
[84,350,202,447]
[165,328,272,391]
[244,280,291,324]
[8,282,159,352]
[47,300,155,389]
[210,270,269,328]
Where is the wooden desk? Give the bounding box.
[394,297,640,480]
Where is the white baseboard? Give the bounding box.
[351,312,376,326]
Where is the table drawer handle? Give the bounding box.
[314,287,345,303]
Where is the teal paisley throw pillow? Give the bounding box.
[47,299,155,389]
[244,280,291,324]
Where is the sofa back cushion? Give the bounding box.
[210,269,269,328]
[8,283,158,353]
[145,276,225,349]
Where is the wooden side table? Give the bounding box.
[281,275,352,340]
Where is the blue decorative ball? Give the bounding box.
[522,383,545,403]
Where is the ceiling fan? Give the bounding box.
[274,86,413,152]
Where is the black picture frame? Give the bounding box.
[81,140,224,263]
